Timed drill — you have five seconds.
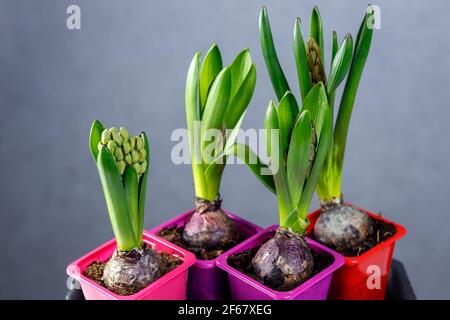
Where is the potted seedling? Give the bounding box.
[216,83,344,300]
[66,121,195,300]
[259,6,406,299]
[150,44,262,300]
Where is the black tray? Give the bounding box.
[65,259,416,300]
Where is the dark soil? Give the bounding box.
[227,238,334,292]
[157,226,241,260]
[83,250,181,296]
[310,215,397,257]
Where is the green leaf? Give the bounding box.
[230,48,253,98]
[185,52,208,199]
[310,6,324,64]
[89,120,104,160]
[259,7,290,101]
[331,31,338,66]
[301,82,328,142]
[137,132,150,244]
[298,104,332,217]
[200,44,223,114]
[123,165,139,243]
[277,91,299,153]
[286,110,312,207]
[224,63,256,129]
[264,100,278,158]
[293,18,312,103]
[201,67,231,150]
[97,146,137,251]
[334,6,374,172]
[229,143,275,194]
[328,34,353,94]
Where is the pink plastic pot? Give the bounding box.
[149,209,262,300]
[216,225,345,300]
[307,204,407,300]
[66,231,196,300]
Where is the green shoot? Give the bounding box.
[218,84,332,234]
[89,120,150,251]
[185,44,256,201]
[260,6,374,203]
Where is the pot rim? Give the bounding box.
[66,231,196,300]
[307,202,407,265]
[149,209,262,268]
[215,224,345,299]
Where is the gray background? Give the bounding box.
[0,0,448,299]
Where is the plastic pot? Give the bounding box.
[307,204,407,300]
[216,225,345,300]
[66,231,196,300]
[149,209,262,300]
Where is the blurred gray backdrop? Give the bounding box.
[0,0,448,299]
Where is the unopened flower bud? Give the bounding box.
[139,148,146,162]
[140,160,147,173]
[116,160,126,175]
[98,142,103,152]
[124,154,132,165]
[120,127,129,141]
[107,140,117,154]
[129,136,136,149]
[109,127,118,134]
[101,129,111,144]
[133,163,141,174]
[131,149,139,163]
[122,141,131,155]
[114,147,124,160]
[136,136,144,150]
[112,132,123,146]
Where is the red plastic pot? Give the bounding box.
[307,204,407,300]
[216,225,345,300]
[66,231,196,300]
[149,209,262,300]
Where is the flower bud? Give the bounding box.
[131,149,139,163]
[107,140,117,154]
[101,129,111,144]
[122,141,131,155]
[98,142,103,152]
[114,147,124,161]
[140,160,147,173]
[136,136,144,150]
[112,132,123,146]
[120,127,129,141]
[109,127,118,134]
[133,163,141,174]
[124,154,132,165]
[129,136,136,149]
[139,148,146,162]
[116,160,126,176]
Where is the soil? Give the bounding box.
[227,238,334,292]
[83,250,181,296]
[157,226,241,260]
[310,214,397,257]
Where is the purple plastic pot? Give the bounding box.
[216,225,345,300]
[149,209,262,300]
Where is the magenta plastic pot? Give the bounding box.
[66,231,196,300]
[216,225,345,300]
[149,209,262,300]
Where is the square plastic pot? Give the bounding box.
[66,231,196,300]
[149,209,262,300]
[306,204,407,300]
[216,225,345,300]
